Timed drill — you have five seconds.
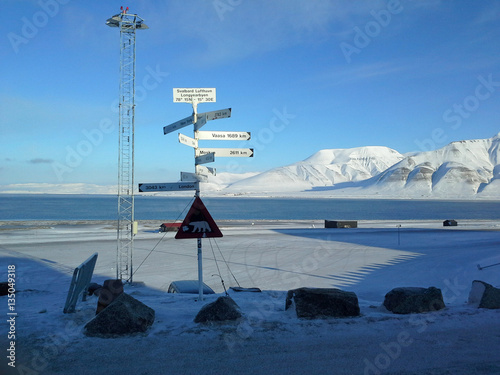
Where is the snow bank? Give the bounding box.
[1,220,499,374]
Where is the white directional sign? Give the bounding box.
[195,152,215,165]
[196,165,216,176]
[173,88,216,103]
[138,182,199,192]
[178,133,198,148]
[163,114,194,135]
[181,172,200,182]
[196,148,254,158]
[196,131,251,141]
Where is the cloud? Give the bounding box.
[28,158,53,164]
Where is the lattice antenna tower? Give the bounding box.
[106,7,148,282]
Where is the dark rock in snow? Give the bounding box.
[87,283,102,296]
[383,287,445,314]
[96,279,124,314]
[469,280,500,309]
[285,287,360,318]
[194,296,242,323]
[84,293,155,337]
[0,282,9,296]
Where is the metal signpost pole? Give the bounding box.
[192,99,204,301]
[151,88,250,301]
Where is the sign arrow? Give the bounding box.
[138,182,199,192]
[181,172,202,182]
[178,133,198,148]
[196,148,254,158]
[196,131,250,141]
[195,152,215,165]
[163,115,194,135]
[164,108,232,135]
[196,165,216,176]
[203,108,231,121]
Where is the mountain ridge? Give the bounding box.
[220,133,500,198]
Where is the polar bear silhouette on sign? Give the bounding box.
[185,221,211,233]
[182,207,211,233]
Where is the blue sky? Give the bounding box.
[2,0,500,187]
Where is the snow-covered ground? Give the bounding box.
[1,220,500,375]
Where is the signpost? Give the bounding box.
[173,88,216,103]
[180,171,200,182]
[141,88,252,301]
[195,152,215,165]
[178,133,197,148]
[196,148,254,158]
[138,182,199,192]
[197,131,251,141]
[163,114,194,135]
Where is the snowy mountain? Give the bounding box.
[219,133,500,198]
[223,146,404,194]
[3,134,499,199]
[359,133,500,198]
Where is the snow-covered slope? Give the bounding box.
[360,133,500,198]
[224,146,404,194]
[220,133,500,198]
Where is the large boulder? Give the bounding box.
[194,296,242,323]
[96,279,124,314]
[0,282,9,296]
[84,293,155,337]
[468,280,500,309]
[285,287,360,318]
[383,287,445,314]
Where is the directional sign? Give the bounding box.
[175,196,222,239]
[178,133,198,148]
[173,88,216,103]
[196,131,251,141]
[164,108,230,135]
[196,148,254,158]
[163,114,194,135]
[181,171,201,182]
[195,152,215,165]
[204,108,231,121]
[196,165,216,176]
[138,182,199,192]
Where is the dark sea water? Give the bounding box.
[0,194,499,221]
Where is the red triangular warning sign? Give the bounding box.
[175,197,223,239]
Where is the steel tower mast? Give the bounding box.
[106,7,148,282]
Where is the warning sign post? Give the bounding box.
[175,196,222,300]
[175,197,222,239]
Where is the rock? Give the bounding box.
[383,287,445,314]
[285,287,360,318]
[96,279,124,314]
[88,283,102,296]
[84,293,155,337]
[0,282,9,296]
[469,280,500,309]
[194,296,242,323]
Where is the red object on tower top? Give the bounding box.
[120,6,129,14]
